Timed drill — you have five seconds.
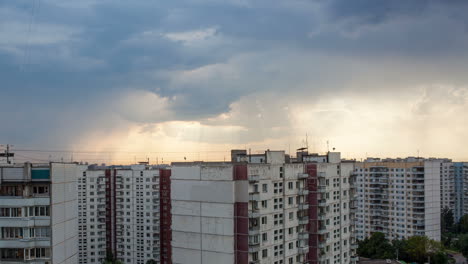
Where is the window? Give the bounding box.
[262,184,268,193]
[0,208,22,217]
[25,248,51,260]
[262,233,268,242]
[252,252,259,261]
[288,197,293,205]
[261,216,267,225]
[1,227,23,239]
[289,212,293,220]
[262,249,268,258]
[261,200,268,209]
[288,182,293,189]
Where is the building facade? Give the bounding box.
[0,162,78,264]
[77,164,168,264]
[354,158,442,242]
[170,150,356,264]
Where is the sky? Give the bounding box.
[2,0,468,163]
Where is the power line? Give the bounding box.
[14,148,231,154]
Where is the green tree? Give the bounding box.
[102,250,123,264]
[455,234,468,258]
[403,236,445,264]
[457,214,468,233]
[357,232,395,259]
[442,207,455,232]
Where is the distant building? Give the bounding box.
[354,157,444,241]
[170,149,357,264]
[453,162,468,221]
[441,162,468,222]
[77,164,170,264]
[0,162,78,264]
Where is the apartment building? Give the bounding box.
[354,157,442,242]
[296,151,357,264]
[77,164,169,264]
[454,162,468,221]
[170,149,356,264]
[0,161,78,264]
[440,161,455,215]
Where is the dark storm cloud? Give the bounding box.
[1,0,468,147]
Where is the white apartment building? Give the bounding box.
[296,151,357,264]
[439,161,455,213]
[77,164,165,264]
[170,149,356,264]
[354,158,442,242]
[0,161,78,264]
[440,162,468,222]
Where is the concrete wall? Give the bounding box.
[424,161,442,241]
[51,163,78,264]
[171,165,236,264]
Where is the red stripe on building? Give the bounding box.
[160,169,172,264]
[306,164,319,264]
[234,202,248,264]
[233,164,248,180]
[105,169,117,258]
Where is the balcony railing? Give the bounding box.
[248,175,260,182]
[249,192,260,201]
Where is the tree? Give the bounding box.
[457,214,468,233]
[102,250,123,264]
[442,207,455,232]
[455,234,468,258]
[403,236,445,264]
[357,232,395,259]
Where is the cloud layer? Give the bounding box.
[2,0,468,162]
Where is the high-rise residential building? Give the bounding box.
[354,157,444,242]
[0,161,79,264]
[440,161,455,214]
[170,149,356,264]
[77,164,169,264]
[453,162,468,221]
[443,162,468,222]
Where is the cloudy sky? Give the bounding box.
[2,0,468,163]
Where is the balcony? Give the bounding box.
[318,241,326,249]
[298,232,309,240]
[249,192,260,201]
[249,225,260,236]
[298,189,309,195]
[318,200,327,207]
[298,217,308,225]
[299,204,309,210]
[318,228,328,235]
[248,175,260,183]
[297,246,308,254]
[317,186,327,193]
[0,238,51,248]
[318,214,327,221]
[248,210,260,218]
[248,244,260,253]
[298,173,309,179]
